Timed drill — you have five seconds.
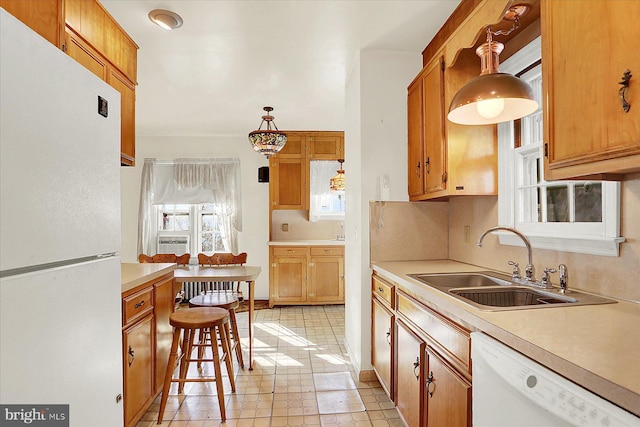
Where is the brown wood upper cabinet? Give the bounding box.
[269,131,344,211]
[0,0,64,47]
[542,0,640,180]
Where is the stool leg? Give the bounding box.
[211,324,227,421]
[220,320,236,392]
[229,309,244,368]
[158,327,182,424]
[178,328,194,393]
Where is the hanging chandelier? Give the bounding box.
[330,159,345,192]
[248,106,287,158]
[447,4,538,125]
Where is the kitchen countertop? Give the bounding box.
[372,260,640,417]
[121,262,176,295]
[268,240,345,246]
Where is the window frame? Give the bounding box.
[155,203,227,255]
[497,37,624,256]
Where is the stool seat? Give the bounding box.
[189,293,239,310]
[169,306,228,329]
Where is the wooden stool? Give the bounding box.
[189,293,245,369]
[157,307,235,423]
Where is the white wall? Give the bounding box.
[344,49,422,376]
[120,135,272,299]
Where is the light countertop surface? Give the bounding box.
[121,262,176,295]
[372,260,640,417]
[269,240,345,246]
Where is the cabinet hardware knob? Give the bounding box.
[128,345,135,367]
[386,329,391,345]
[426,371,435,397]
[413,356,420,380]
[134,300,145,309]
[619,69,632,113]
[425,157,430,174]
[416,161,421,177]
[378,287,384,293]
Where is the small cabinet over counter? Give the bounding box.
[121,263,176,427]
[268,241,345,308]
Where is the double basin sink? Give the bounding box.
[409,271,616,311]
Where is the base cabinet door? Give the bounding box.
[425,347,471,427]
[395,319,425,427]
[309,250,344,303]
[271,252,308,305]
[372,297,394,398]
[154,276,175,394]
[123,314,154,427]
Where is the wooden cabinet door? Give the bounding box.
[107,67,136,166]
[0,0,63,47]
[153,276,175,394]
[270,157,307,209]
[123,314,154,427]
[422,56,446,195]
[275,132,305,158]
[408,75,425,198]
[64,30,107,80]
[307,134,343,159]
[542,0,640,179]
[271,254,308,304]
[309,255,344,303]
[395,319,425,427]
[372,297,394,398]
[425,347,471,427]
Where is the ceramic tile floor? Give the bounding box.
[135,305,403,427]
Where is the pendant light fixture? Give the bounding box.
[248,106,288,158]
[447,4,538,125]
[329,159,346,192]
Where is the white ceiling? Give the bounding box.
[100,0,460,138]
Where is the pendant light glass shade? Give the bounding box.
[330,159,345,192]
[447,6,538,125]
[248,107,287,158]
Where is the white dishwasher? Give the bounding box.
[471,332,639,427]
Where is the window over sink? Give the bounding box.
[497,37,624,256]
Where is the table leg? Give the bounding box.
[248,280,254,370]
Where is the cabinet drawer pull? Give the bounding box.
[386,329,391,345]
[416,161,421,177]
[377,287,384,293]
[287,250,294,253]
[426,371,435,397]
[134,300,145,309]
[413,356,420,380]
[619,69,632,113]
[128,345,135,367]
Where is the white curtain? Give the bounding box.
[137,158,242,255]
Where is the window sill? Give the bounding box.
[497,232,625,257]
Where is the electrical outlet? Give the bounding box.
[282,223,289,232]
[464,225,471,243]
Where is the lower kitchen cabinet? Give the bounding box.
[395,319,425,427]
[425,346,471,427]
[269,245,344,307]
[372,272,473,427]
[122,271,176,427]
[371,296,394,398]
[123,313,153,427]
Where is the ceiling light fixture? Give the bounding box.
[447,4,538,125]
[330,159,346,192]
[148,9,183,30]
[248,106,287,158]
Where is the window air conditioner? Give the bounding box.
[157,236,189,255]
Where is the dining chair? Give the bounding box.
[197,252,248,298]
[139,253,191,305]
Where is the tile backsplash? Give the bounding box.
[271,210,343,240]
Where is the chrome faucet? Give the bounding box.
[477,226,535,283]
[558,264,569,294]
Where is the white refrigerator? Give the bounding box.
[0,9,124,426]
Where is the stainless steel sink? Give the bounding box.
[409,271,512,288]
[409,272,616,311]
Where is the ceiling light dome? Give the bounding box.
[148,9,183,30]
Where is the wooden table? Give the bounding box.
[174,265,262,370]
